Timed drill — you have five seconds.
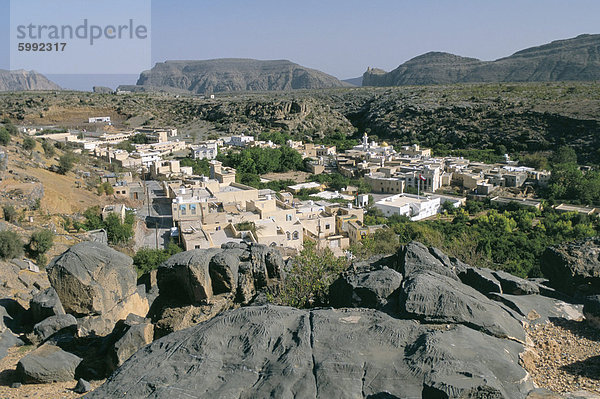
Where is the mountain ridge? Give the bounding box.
[363,34,600,86]
[0,70,61,92]
[123,58,350,94]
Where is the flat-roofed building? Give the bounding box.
[192,142,218,160]
[209,160,236,184]
[554,203,596,215]
[347,220,386,245]
[365,173,405,194]
[287,182,324,194]
[374,194,441,221]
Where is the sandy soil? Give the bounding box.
[0,346,104,399]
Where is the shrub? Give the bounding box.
[0,231,24,260]
[57,152,77,174]
[133,241,182,275]
[97,182,114,196]
[41,140,55,157]
[27,229,54,258]
[22,137,36,151]
[2,205,17,222]
[276,241,349,308]
[0,127,10,146]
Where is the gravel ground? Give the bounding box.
[525,318,600,395]
[0,346,104,399]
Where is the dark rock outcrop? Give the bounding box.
[128,59,349,94]
[491,270,540,295]
[88,306,533,399]
[401,270,526,341]
[363,34,600,86]
[0,330,23,362]
[489,294,583,325]
[87,240,600,398]
[29,287,65,324]
[106,314,153,372]
[329,267,402,310]
[395,241,461,280]
[47,242,137,316]
[0,69,61,91]
[458,266,503,295]
[73,378,92,393]
[47,242,149,337]
[541,237,600,295]
[153,243,284,337]
[89,306,531,398]
[156,248,220,304]
[27,314,77,345]
[17,344,82,383]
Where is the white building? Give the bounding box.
[228,135,255,147]
[374,194,441,221]
[88,117,111,123]
[192,143,218,160]
[352,133,395,156]
[132,151,162,167]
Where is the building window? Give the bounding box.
[293,231,299,240]
[286,232,291,240]
[180,205,186,215]
[216,226,221,231]
[325,224,330,230]
[286,214,292,221]
[190,204,197,215]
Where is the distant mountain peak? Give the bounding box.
[363,34,600,86]
[123,58,349,94]
[0,70,61,92]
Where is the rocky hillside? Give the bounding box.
[364,34,600,86]
[4,82,600,160]
[0,70,61,92]
[124,59,349,94]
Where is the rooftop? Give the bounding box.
[376,194,434,207]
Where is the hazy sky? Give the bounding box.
[1,0,600,89]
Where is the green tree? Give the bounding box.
[97,182,114,195]
[551,146,577,166]
[277,241,349,308]
[180,157,210,176]
[104,213,134,244]
[133,241,182,275]
[22,137,36,151]
[57,152,77,174]
[3,121,17,135]
[27,229,54,266]
[0,231,24,260]
[2,205,17,223]
[41,140,55,157]
[83,206,104,230]
[0,127,10,146]
[116,140,135,152]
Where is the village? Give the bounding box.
[22,117,596,258]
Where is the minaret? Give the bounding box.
[363,132,369,151]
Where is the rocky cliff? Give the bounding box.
[0,70,61,92]
[363,34,600,86]
[88,241,599,398]
[126,59,349,94]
